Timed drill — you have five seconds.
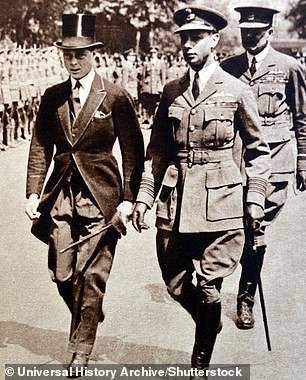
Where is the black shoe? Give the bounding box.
[236,300,254,329]
[67,353,89,378]
[190,352,209,379]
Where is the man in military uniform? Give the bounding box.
[121,48,139,103]
[132,4,270,377]
[140,47,166,125]
[221,6,306,329]
[25,14,144,376]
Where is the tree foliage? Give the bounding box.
[286,0,306,38]
[0,0,296,55]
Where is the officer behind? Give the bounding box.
[221,6,306,329]
[132,4,270,377]
[25,14,144,376]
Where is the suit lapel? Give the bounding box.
[57,80,73,145]
[72,73,107,146]
[194,65,223,105]
[180,71,194,107]
[248,47,277,82]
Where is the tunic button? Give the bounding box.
[249,80,255,86]
[189,142,195,148]
[190,109,196,115]
[189,125,195,132]
[72,133,76,138]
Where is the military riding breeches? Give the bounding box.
[156,228,244,305]
[48,177,118,355]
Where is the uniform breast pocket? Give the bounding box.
[203,108,235,147]
[206,165,243,221]
[168,105,184,121]
[156,165,178,221]
[258,82,286,116]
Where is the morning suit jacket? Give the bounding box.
[136,64,270,233]
[26,73,144,243]
[221,47,306,181]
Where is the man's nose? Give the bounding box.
[183,38,193,48]
[70,55,78,64]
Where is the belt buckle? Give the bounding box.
[187,150,194,168]
[187,150,209,167]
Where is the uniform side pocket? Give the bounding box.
[206,165,243,221]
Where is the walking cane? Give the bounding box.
[59,212,127,254]
[249,223,272,351]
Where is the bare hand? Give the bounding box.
[132,202,150,233]
[25,194,41,220]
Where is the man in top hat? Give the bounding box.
[132,3,270,377]
[221,6,306,330]
[25,13,144,375]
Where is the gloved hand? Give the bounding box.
[25,193,41,220]
[245,203,264,231]
[296,170,306,191]
[111,201,134,236]
[116,200,134,224]
[132,202,150,233]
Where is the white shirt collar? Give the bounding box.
[71,68,95,90]
[71,68,95,107]
[189,61,217,93]
[247,44,270,66]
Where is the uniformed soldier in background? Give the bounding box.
[221,6,306,330]
[132,4,270,377]
[121,48,139,103]
[0,46,65,149]
[139,47,166,125]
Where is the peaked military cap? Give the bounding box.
[235,6,279,28]
[55,14,103,50]
[123,48,136,56]
[174,4,227,33]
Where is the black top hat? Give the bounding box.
[54,14,103,50]
[235,6,279,28]
[174,5,227,33]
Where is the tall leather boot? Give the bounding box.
[236,246,265,329]
[190,302,222,380]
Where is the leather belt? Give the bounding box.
[176,149,232,168]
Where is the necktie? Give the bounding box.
[71,80,82,118]
[192,71,200,100]
[250,56,257,77]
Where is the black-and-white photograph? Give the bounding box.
[0,0,305,379]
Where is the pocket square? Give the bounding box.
[94,110,111,119]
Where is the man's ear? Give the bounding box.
[211,32,220,49]
[267,27,273,42]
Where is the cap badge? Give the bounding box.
[247,13,255,21]
[185,8,196,22]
